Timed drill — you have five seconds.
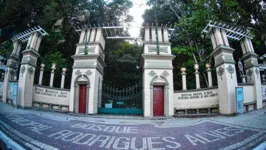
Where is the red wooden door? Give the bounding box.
[79,85,87,113]
[153,86,164,116]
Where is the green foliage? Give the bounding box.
[0,0,133,88]
[0,41,13,59]
[104,41,142,88]
[144,0,266,90]
[41,52,66,72]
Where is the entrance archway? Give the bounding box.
[70,25,175,116]
[150,75,170,116]
[74,75,90,113]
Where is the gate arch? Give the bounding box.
[73,74,90,113]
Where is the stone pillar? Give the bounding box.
[38,63,45,85]
[142,26,175,117]
[210,27,237,115]
[69,28,106,114]
[49,63,56,87]
[60,68,67,89]
[206,63,213,87]
[241,38,262,109]
[3,40,22,102]
[194,63,200,89]
[18,32,42,108]
[181,67,187,90]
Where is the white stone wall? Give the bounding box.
[89,69,102,114]
[69,68,102,114]
[143,44,171,54]
[143,69,174,117]
[69,68,94,112]
[33,86,70,106]
[241,85,256,104]
[18,65,36,107]
[174,88,219,109]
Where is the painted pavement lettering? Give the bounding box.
[0,114,265,150]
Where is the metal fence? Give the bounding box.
[98,82,143,115]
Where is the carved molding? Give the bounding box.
[247,69,253,80]
[161,71,169,77]
[75,70,81,76]
[226,65,235,79]
[217,67,224,80]
[20,66,26,77]
[85,70,92,76]
[28,67,34,79]
[10,69,15,76]
[148,70,156,77]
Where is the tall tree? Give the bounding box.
[143,0,266,90]
[104,40,142,88]
[0,0,133,88]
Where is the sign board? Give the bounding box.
[7,82,14,100]
[13,83,18,105]
[235,87,244,114]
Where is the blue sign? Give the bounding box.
[236,87,244,114]
[13,83,18,105]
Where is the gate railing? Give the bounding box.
[100,82,142,109]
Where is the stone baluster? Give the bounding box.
[60,68,67,89]
[206,63,213,87]
[49,63,56,87]
[181,67,187,90]
[194,64,200,89]
[38,64,45,85]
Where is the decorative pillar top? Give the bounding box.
[143,26,170,43]
[206,63,211,71]
[181,67,186,75]
[62,68,67,75]
[11,26,48,43]
[40,63,45,70]
[194,63,199,73]
[51,63,56,73]
[202,21,254,49]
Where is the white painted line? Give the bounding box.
[253,141,266,150]
[0,130,25,150]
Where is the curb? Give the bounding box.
[254,141,266,150]
[0,130,24,150]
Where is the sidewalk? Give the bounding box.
[0,101,265,150]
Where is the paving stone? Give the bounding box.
[0,102,265,150]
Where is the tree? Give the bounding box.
[143,0,266,90]
[0,41,12,60]
[104,40,142,88]
[0,0,133,88]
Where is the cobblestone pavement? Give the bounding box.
[0,102,265,150]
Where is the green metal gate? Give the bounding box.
[98,82,143,115]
